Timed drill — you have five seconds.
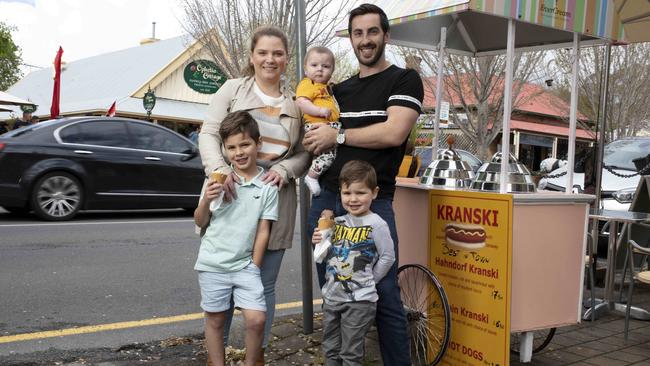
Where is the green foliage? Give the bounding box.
[0,21,23,91]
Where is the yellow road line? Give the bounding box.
[0,299,323,344]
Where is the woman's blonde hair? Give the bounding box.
[242,26,289,77]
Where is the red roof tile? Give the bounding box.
[422,76,589,121]
[511,119,596,140]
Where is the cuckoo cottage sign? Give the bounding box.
[183,60,226,94]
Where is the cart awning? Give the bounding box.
[337,0,622,55]
[615,0,650,43]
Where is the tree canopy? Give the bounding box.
[551,44,650,141]
[179,0,346,86]
[0,21,23,91]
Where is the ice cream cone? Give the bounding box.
[210,171,227,184]
[318,217,335,231]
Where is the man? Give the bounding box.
[189,124,200,144]
[13,111,31,129]
[303,4,423,365]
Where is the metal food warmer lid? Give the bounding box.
[419,136,475,188]
[470,152,537,193]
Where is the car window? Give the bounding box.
[60,121,130,148]
[604,139,650,170]
[127,122,191,153]
[2,119,60,138]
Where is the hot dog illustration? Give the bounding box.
[444,223,486,251]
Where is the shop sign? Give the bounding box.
[20,104,37,113]
[429,190,513,366]
[520,133,553,148]
[439,101,450,121]
[143,89,156,113]
[183,60,226,94]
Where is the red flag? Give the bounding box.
[50,46,63,118]
[106,101,116,117]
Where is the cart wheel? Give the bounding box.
[398,264,451,366]
[510,328,556,355]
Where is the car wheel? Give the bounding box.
[31,172,83,221]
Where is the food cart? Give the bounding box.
[334,0,624,364]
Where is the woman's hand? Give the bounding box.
[303,123,337,154]
[262,169,284,188]
[312,228,322,246]
[223,171,240,202]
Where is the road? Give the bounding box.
[0,208,320,358]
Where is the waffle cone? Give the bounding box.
[318,218,335,231]
[210,172,228,184]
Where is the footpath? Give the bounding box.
[3,286,650,365]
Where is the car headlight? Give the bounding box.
[612,187,636,204]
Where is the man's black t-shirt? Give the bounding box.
[323,65,424,199]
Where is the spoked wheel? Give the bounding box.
[398,264,451,366]
[510,328,556,355]
[31,172,83,221]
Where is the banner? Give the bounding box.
[429,190,513,366]
[50,46,63,118]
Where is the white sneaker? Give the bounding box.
[304,175,321,196]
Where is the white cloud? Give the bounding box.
[0,0,185,72]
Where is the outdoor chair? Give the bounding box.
[622,231,650,341]
[617,177,650,307]
[584,233,597,321]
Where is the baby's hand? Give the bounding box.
[312,229,323,246]
[320,107,332,119]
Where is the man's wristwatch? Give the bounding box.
[336,129,346,146]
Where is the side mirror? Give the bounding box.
[180,146,198,161]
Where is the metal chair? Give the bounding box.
[623,234,650,341]
[585,233,597,321]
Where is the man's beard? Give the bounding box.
[355,40,386,67]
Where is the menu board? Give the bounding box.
[429,190,513,366]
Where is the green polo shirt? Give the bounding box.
[195,168,279,272]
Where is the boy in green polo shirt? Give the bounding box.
[194,111,279,366]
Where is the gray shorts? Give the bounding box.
[197,262,266,313]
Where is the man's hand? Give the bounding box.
[223,172,240,202]
[262,170,284,188]
[303,123,337,155]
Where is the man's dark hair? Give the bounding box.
[339,160,378,190]
[348,3,390,35]
[219,111,260,142]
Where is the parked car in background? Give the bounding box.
[539,137,650,211]
[414,147,483,176]
[0,117,205,220]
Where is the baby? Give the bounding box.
[296,46,340,197]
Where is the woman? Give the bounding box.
[198,26,309,364]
